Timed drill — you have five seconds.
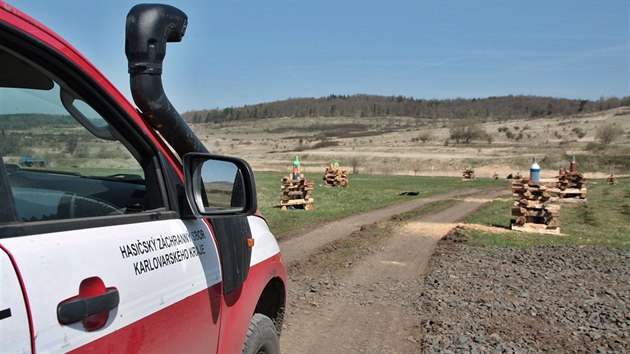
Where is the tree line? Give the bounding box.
[182,94,630,123]
[0,114,74,130]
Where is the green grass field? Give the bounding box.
[464,177,630,249]
[254,170,628,249]
[253,171,503,238]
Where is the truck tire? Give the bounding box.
[242,313,280,354]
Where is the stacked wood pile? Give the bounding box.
[462,168,475,180]
[506,172,523,180]
[279,176,314,211]
[551,171,587,200]
[323,166,348,187]
[511,177,560,234]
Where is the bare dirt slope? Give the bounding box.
[279,188,506,353]
[192,107,630,178]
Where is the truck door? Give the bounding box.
[0,244,32,352]
[0,35,222,352]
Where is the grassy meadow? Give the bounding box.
[253,170,629,250]
[464,177,630,249]
[253,171,503,238]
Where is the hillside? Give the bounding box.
[2,96,628,179]
[188,105,630,178]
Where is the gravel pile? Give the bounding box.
[419,229,630,353]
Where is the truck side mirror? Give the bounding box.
[183,153,257,217]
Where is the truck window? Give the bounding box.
[0,48,162,222]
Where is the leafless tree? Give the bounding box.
[449,120,486,144]
[595,124,621,145]
[350,157,360,175]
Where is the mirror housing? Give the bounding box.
[183,153,257,217]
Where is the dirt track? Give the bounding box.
[279,188,506,353]
[277,188,630,353]
[279,188,501,263]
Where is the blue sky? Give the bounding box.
[7,0,629,112]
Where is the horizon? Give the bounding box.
[7,0,629,111]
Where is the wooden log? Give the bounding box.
[558,188,585,194]
[511,207,528,216]
[547,218,560,228]
[512,208,554,218]
[279,198,314,206]
[511,223,561,235]
[517,199,548,209]
[547,204,561,213]
[524,216,550,224]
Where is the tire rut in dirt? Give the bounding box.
[279,188,507,353]
[280,220,456,352]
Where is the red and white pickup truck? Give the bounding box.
[0,2,287,353]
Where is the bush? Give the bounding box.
[0,134,25,155]
[586,142,603,151]
[595,124,621,145]
[412,131,432,143]
[449,120,486,144]
[310,140,339,149]
[572,127,586,139]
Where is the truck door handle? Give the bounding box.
[57,277,119,331]
[57,288,119,325]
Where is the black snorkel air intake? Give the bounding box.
[125,4,207,156]
[126,5,253,295]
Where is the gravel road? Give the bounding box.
[421,228,629,353]
[278,190,630,353]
